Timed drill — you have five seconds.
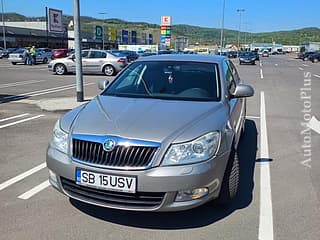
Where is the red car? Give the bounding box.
[52,48,68,59]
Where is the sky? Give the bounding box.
[2,0,320,33]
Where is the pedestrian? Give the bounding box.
[30,46,36,65]
[25,47,32,65]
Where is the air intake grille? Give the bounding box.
[72,139,158,168]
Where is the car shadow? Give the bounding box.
[70,119,258,229]
[0,94,29,104]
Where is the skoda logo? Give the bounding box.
[103,139,116,152]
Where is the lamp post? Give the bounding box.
[1,0,6,49]
[237,9,245,50]
[98,12,107,50]
[219,0,225,55]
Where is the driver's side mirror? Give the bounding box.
[231,84,254,98]
[71,54,75,61]
[98,80,110,90]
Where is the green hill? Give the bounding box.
[3,12,320,45]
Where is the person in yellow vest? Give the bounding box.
[30,46,36,65]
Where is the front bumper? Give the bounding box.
[47,147,230,212]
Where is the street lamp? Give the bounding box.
[237,9,245,50]
[1,0,6,49]
[219,0,225,55]
[98,12,107,50]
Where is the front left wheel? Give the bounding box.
[217,146,240,205]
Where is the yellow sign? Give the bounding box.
[109,27,117,41]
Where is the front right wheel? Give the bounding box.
[103,65,115,76]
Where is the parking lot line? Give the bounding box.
[0,113,30,122]
[0,162,46,191]
[313,74,320,79]
[258,91,274,240]
[299,67,304,71]
[0,114,44,129]
[18,180,50,200]
[260,69,264,79]
[302,64,309,67]
[0,80,46,89]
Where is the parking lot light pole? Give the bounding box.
[219,0,225,55]
[237,9,245,51]
[73,0,84,102]
[98,12,107,50]
[1,0,6,49]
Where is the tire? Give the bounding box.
[217,146,240,205]
[43,57,48,64]
[303,57,308,61]
[55,63,67,75]
[239,61,242,65]
[103,65,115,76]
[12,62,17,65]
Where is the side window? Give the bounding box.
[223,61,236,94]
[81,51,89,58]
[227,60,240,83]
[93,51,106,58]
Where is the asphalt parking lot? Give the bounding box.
[0,55,319,240]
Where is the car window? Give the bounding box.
[223,60,236,94]
[103,61,220,101]
[81,51,89,58]
[227,60,240,83]
[88,50,106,58]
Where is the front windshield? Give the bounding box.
[102,61,220,101]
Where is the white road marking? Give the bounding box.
[260,69,264,79]
[0,80,46,89]
[246,115,260,119]
[259,91,274,240]
[302,64,309,67]
[299,67,304,71]
[274,64,278,66]
[0,114,44,129]
[0,113,30,122]
[259,61,262,67]
[307,116,320,134]
[313,74,320,79]
[18,180,50,200]
[0,162,46,191]
[1,83,94,102]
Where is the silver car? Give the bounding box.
[48,49,128,76]
[8,48,28,65]
[47,54,254,212]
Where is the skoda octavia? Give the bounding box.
[46,54,254,212]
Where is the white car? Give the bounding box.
[48,49,128,76]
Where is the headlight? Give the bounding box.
[51,119,68,154]
[162,132,220,166]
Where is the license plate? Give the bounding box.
[76,169,136,193]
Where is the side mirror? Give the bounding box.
[71,54,75,61]
[98,80,110,90]
[231,84,254,98]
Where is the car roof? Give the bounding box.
[135,54,227,64]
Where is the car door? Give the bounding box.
[83,50,106,73]
[223,60,243,140]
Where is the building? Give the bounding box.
[302,42,320,51]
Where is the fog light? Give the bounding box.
[175,188,208,202]
[48,170,58,188]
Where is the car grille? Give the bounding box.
[60,177,165,209]
[72,139,158,169]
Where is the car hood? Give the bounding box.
[66,95,225,144]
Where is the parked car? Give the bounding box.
[239,51,256,65]
[297,51,316,61]
[36,48,53,64]
[227,51,238,58]
[262,51,269,57]
[1,48,17,59]
[48,49,128,76]
[52,48,68,59]
[109,50,139,62]
[8,48,28,65]
[308,52,320,63]
[46,54,254,212]
[251,51,259,61]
